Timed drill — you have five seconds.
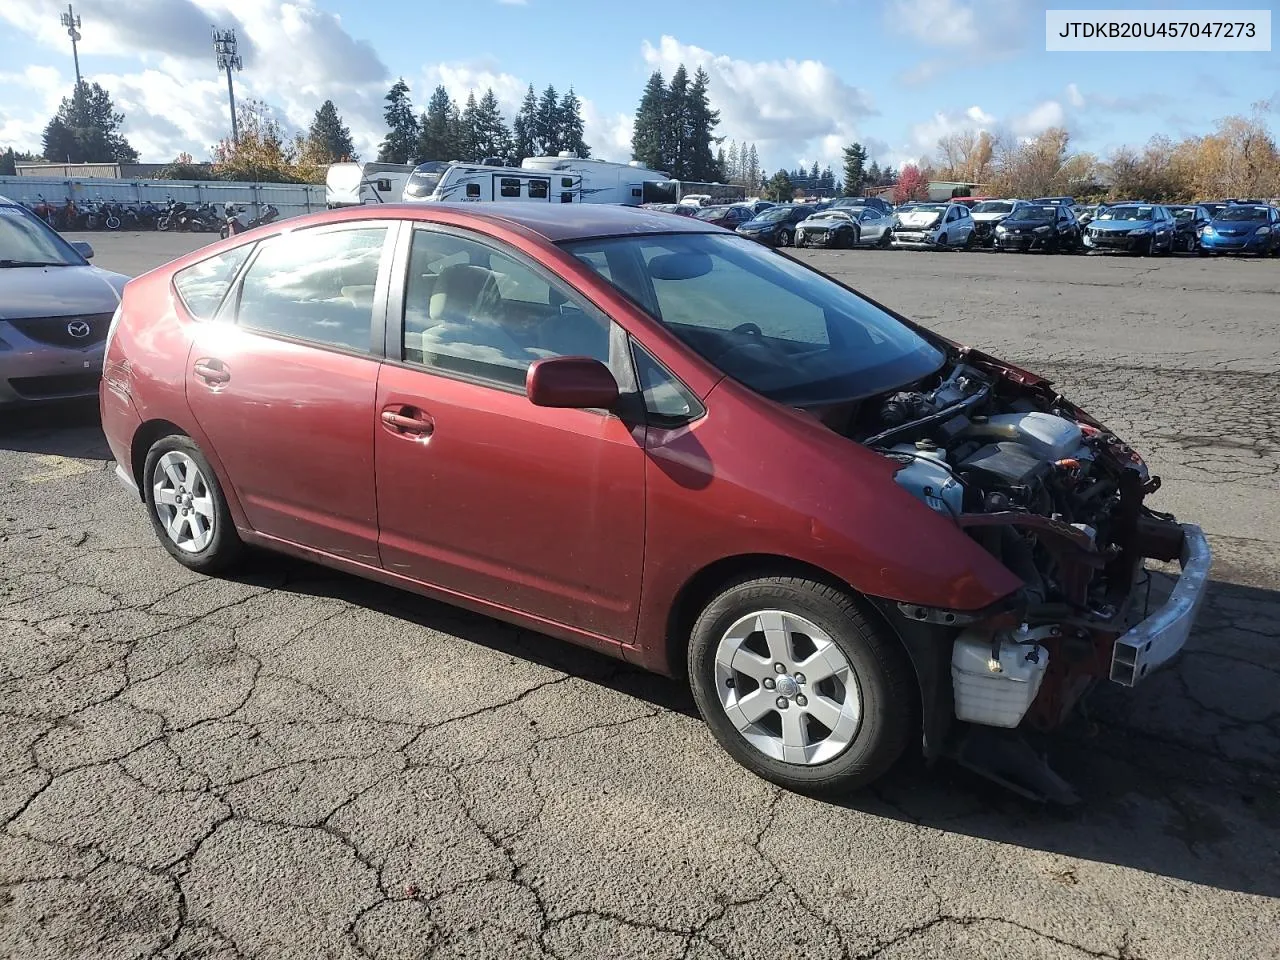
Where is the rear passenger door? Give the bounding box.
[183,222,394,564]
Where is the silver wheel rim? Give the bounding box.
[152,451,216,553]
[714,610,861,765]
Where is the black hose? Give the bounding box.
[863,383,990,447]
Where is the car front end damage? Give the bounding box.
[844,351,1211,799]
[993,223,1057,252]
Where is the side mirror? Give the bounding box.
[71,241,94,260]
[526,356,618,410]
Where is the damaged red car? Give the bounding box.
[100,204,1210,798]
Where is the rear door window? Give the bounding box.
[174,246,253,321]
[236,226,388,353]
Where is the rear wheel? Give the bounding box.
[143,436,242,575]
[688,576,915,794]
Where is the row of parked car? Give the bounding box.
[644,195,1280,257]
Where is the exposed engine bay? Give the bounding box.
[806,349,1196,758]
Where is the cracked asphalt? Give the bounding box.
[2,233,1278,959]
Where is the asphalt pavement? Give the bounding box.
[2,231,1278,959]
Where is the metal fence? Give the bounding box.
[0,176,325,219]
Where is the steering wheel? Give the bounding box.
[732,322,764,338]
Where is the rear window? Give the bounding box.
[173,246,252,321]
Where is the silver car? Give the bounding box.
[795,207,894,249]
[0,196,128,405]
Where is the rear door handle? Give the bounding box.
[193,358,230,385]
[381,406,434,437]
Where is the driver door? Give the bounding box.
[374,224,646,642]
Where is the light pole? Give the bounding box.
[212,28,242,144]
[60,4,83,97]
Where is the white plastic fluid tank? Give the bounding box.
[951,629,1049,728]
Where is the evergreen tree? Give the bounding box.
[664,66,691,178]
[715,147,726,181]
[534,84,560,155]
[0,148,15,176]
[686,67,720,181]
[377,79,418,163]
[417,85,460,161]
[307,99,356,163]
[866,159,882,186]
[473,88,512,162]
[41,82,138,163]
[809,160,820,184]
[842,142,867,196]
[726,140,739,182]
[458,91,480,161]
[820,165,834,191]
[512,84,539,162]
[746,144,761,194]
[764,169,794,202]
[881,165,898,186]
[558,87,590,157]
[631,70,666,170]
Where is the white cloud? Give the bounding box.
[1066,83,1085,109]
[905,105,996,160]
[887,0,979,47]
[1011,99,1066,138]
[0,0,391,160]
[640,35,876,173]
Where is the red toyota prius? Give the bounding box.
[100,204,1208,797]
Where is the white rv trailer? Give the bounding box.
[402,153,677,206]
[325,161,417,208]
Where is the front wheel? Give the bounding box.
[878,230,892,248]
[688,576,915,794]
[778,229,794,248]
[143,436,242,575]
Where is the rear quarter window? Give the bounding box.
[173,246,253,321]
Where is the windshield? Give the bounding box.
[905,204,945,214]
[562,233,944,405]
[1170,207,1197,221]
[753,206,795,223]
[0,207,82,266]
[1098,206,1154,221]
[1218,206,1268,222]
[403,170,442,197]
[1009,205,1056,221]
[694,206,730,221]
[972,201,1013,214]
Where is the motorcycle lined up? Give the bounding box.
[219,203,280,239]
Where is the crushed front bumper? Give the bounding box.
[1110,523,1212,686]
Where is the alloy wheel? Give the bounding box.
[714,610,861,765]
[151,451,216,553]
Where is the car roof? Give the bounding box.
[319,202,721,242]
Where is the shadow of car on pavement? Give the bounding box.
[223,548,1280,902]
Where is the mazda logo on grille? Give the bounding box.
[66,320,91,339]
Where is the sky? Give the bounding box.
[1,0,1277,175]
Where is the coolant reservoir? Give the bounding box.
[951,629,1049,728]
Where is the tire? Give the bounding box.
[106,215,121,231]
[143,435,242,575]
[878,230,892,248]
[936,232,948,249]
[846,227,860,249]
[157,217,171,232]
[219,225,229,240]
[687,576,915,795]
[778,229,794,248]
